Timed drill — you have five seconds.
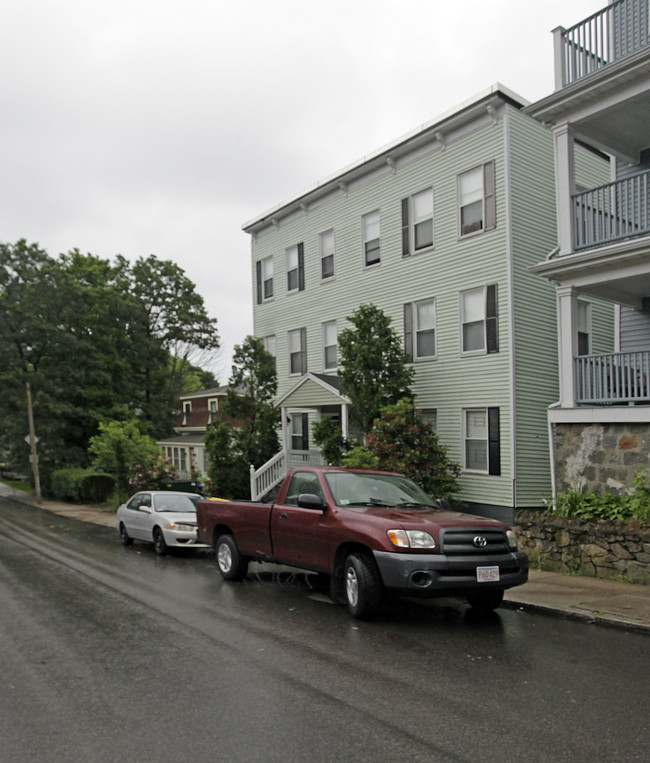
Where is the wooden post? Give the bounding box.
[25,382,42,503]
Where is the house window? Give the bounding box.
[286,243,304,293]
[180,447,187,474]
[182,401,191,426]
[209,399,218,423]
[577,301,591,356]
[320,230,335,280]
[460,284,498,354]
[291,413,309,451]
[463,408,500,475]
[458,161,496,236]
[402,188,434,256]
[362,210,381,267]
[420,408,437,431]
[256,256,274,303]
[404,299,436,360]
[262,334,276,366]
[322,320,338,370]
[288,328,307,375]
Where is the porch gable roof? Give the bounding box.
[275,373,351,408]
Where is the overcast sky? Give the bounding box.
[1,0,600,379]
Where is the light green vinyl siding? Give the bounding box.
[250,100,569,510]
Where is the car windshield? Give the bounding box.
[324,472,437,509]
[152,494,198,513]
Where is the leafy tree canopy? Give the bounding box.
[338,304,415,434]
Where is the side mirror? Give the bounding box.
[297,493,325,511]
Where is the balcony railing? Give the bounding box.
[559,0,649,87]
[576,351,650,404]
[573,170,650,250]
[249,448,326,501]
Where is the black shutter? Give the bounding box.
[300,327,307,374]
[401,198,410,257]
[484,161,496,230]
[256,261,262,304]
[486,283,498,353]
[298,243,305,291]
[404,303,413,360]
[488,407,501,476]
[300,412,309,450]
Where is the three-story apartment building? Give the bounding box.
[527,0,650,495]
[243,85,610,522]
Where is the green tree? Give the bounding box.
[89,419,174,502]
[359,399,461,499]
[337,304,415,434]
[205,336,279,498]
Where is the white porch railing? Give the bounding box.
[250,449,326,501]
[573,170,650,250]
[558,0,649,87]
[576,351,650,404]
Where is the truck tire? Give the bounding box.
[466,589,504,612]
[343,553,381,620]
[215,534,249,581]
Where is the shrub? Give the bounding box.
[553,470,650,523]
[50,468,115,503]
[78,473,115,503]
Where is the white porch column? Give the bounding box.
[557,285,579,407]
[281,406,288,453]
[341,403,349,441]
[554,123,576,256]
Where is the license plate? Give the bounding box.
[476,566,500,583]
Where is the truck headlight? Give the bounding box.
[387,529,436,549]
[506,529,518,550]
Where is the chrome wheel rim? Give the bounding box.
[345,565,358,607]
[218,543,232,573]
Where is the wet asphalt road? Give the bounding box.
[0,497,648,762]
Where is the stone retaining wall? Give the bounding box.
[515,510,650,584]
[552,421,650,494]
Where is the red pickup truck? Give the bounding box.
[197,466,528,620]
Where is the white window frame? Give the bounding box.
[414,299,436,359]
[406,188,434,254]
[182,401,191,426]
[463,408,489,473]
[320,229,335,281]
[288,328,307,376]
[460,285,498,355]
[208,398,219,423]
[286,244,300,293]
[322,320,338,370]
[458,162,495,238]
[262,334,276,361]
[260,256,274,301]
[362,210,381,267]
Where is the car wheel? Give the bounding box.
[215,534,248,581]
[153,527,168,556]
[466,589,504,612]
[343,553,381,620]
[119,523,133,547]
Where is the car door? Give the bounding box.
[125,493,153,540]
[270,471,332,571]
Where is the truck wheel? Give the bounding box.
[343,553,381,620]
[466,589,504,612]
[215,534,249,581]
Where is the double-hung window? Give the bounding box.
[460,285,498,354]
[288,328,307,376]
[256,256,274,303]
[577,300,591,356]
[286,243,304,293]
[402,188,434,256]
[362,210,381,267]
[290,414,309,452]
[322,320,338,370]
[404,299,436,360]
[262,335,276,368]
[320,230,335,280]
[463,408,500,475]
[458,161,496,236]
[208,399,218,423]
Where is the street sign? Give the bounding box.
[24,435,40,445]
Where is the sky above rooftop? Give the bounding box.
[1,0,599,378]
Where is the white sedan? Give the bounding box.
[116,490,210,555]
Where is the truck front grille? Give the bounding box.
[440,527,509,556]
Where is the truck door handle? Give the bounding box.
[279,512,287,519]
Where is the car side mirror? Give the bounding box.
[297,493,325,511]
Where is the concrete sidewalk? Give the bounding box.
[1,481,649,633]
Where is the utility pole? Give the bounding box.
[25,382,42,504]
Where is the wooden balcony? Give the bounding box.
[576,351,650,404]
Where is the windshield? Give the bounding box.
[153,494,198,513]
[324,472,437,508]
